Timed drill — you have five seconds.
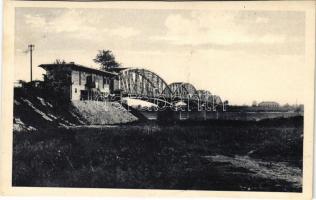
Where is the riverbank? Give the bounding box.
[13,116,303,191]
[140,109,302,121]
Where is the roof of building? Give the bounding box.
[106,67,128,73]
[39,63,118,76]
[258,101,280,104]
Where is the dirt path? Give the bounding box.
[202,155,302,190]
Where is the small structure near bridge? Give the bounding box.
[39,62,117,101]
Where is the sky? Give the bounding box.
[14,8,306,105]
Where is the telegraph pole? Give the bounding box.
[28,44,35,82]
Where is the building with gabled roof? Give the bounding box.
[39,62,118,101]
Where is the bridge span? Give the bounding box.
[115,68,226,109]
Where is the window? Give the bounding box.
[79,71,81,85]
[75,88,77,93]
[103,77,107,88]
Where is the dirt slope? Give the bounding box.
[72,100,137,125]
[13,88,138,132]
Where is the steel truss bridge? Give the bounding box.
[118,68,225,109]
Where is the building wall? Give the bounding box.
[71,70,111,101]
[71,70,86,100]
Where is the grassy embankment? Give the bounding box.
[13,117,303,192]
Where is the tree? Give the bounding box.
[54,59,66,64]
[43,63,72,102]
[93,50,120,70]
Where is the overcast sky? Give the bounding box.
[15,8,306,105]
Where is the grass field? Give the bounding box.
[12,117,303,192]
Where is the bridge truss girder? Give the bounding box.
[168,82,198,99]
[118,68,172,98]
[118,69,223,106]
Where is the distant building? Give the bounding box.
[258,101,280,108]
[39,63,117,101]
[14,80,43,88]
[14,80,23,88]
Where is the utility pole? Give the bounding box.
[28,44,35,82]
